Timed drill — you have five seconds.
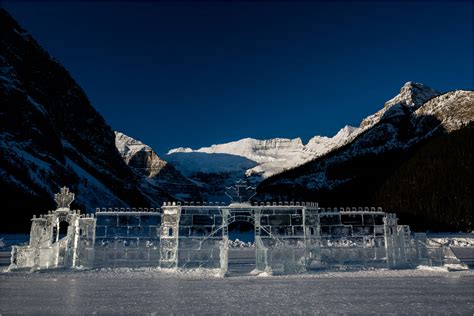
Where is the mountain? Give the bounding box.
[166,125,362,200]
[1,8,471,232]
[359,82,439,130]
[168,125,361,179]
[257,84,473,231]
[0,9,171,232]
[165,82,445,202]
[115,131,203,201]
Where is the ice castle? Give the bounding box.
[9,182,444,274]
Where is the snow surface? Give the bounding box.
[1,233,473,313]
[426,233,474,248]
[0,267,473,314]
[229,239,255,248]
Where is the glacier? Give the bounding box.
[167,125,361,179]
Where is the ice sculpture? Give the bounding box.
[10,183,445,274]
[10,187,95,271]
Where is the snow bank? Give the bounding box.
[229,239,255,248]
[2,265,473,281]
[428,236,474,247]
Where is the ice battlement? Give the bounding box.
[161,202,383,211]
[95,207,160,213]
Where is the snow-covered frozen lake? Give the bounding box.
[1,268,473,314]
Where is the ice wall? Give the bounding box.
[94,210,161,268]
[9,188,447,274]
[255,205,321,274]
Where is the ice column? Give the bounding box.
[220,208,230,273]
[159,203,181,269]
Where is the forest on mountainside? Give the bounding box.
[257,123,473,232]
[374,122,472,232]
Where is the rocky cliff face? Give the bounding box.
[115,132,203,201]
[115,132,167,178]
[0,9,170,231]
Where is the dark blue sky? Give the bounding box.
[4,1,473,155]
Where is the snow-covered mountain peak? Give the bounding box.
[115,131,144,146]
[334,125,359,138]
[360,82,440,129]
[385,81,439,109]
[168,147,193,154]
